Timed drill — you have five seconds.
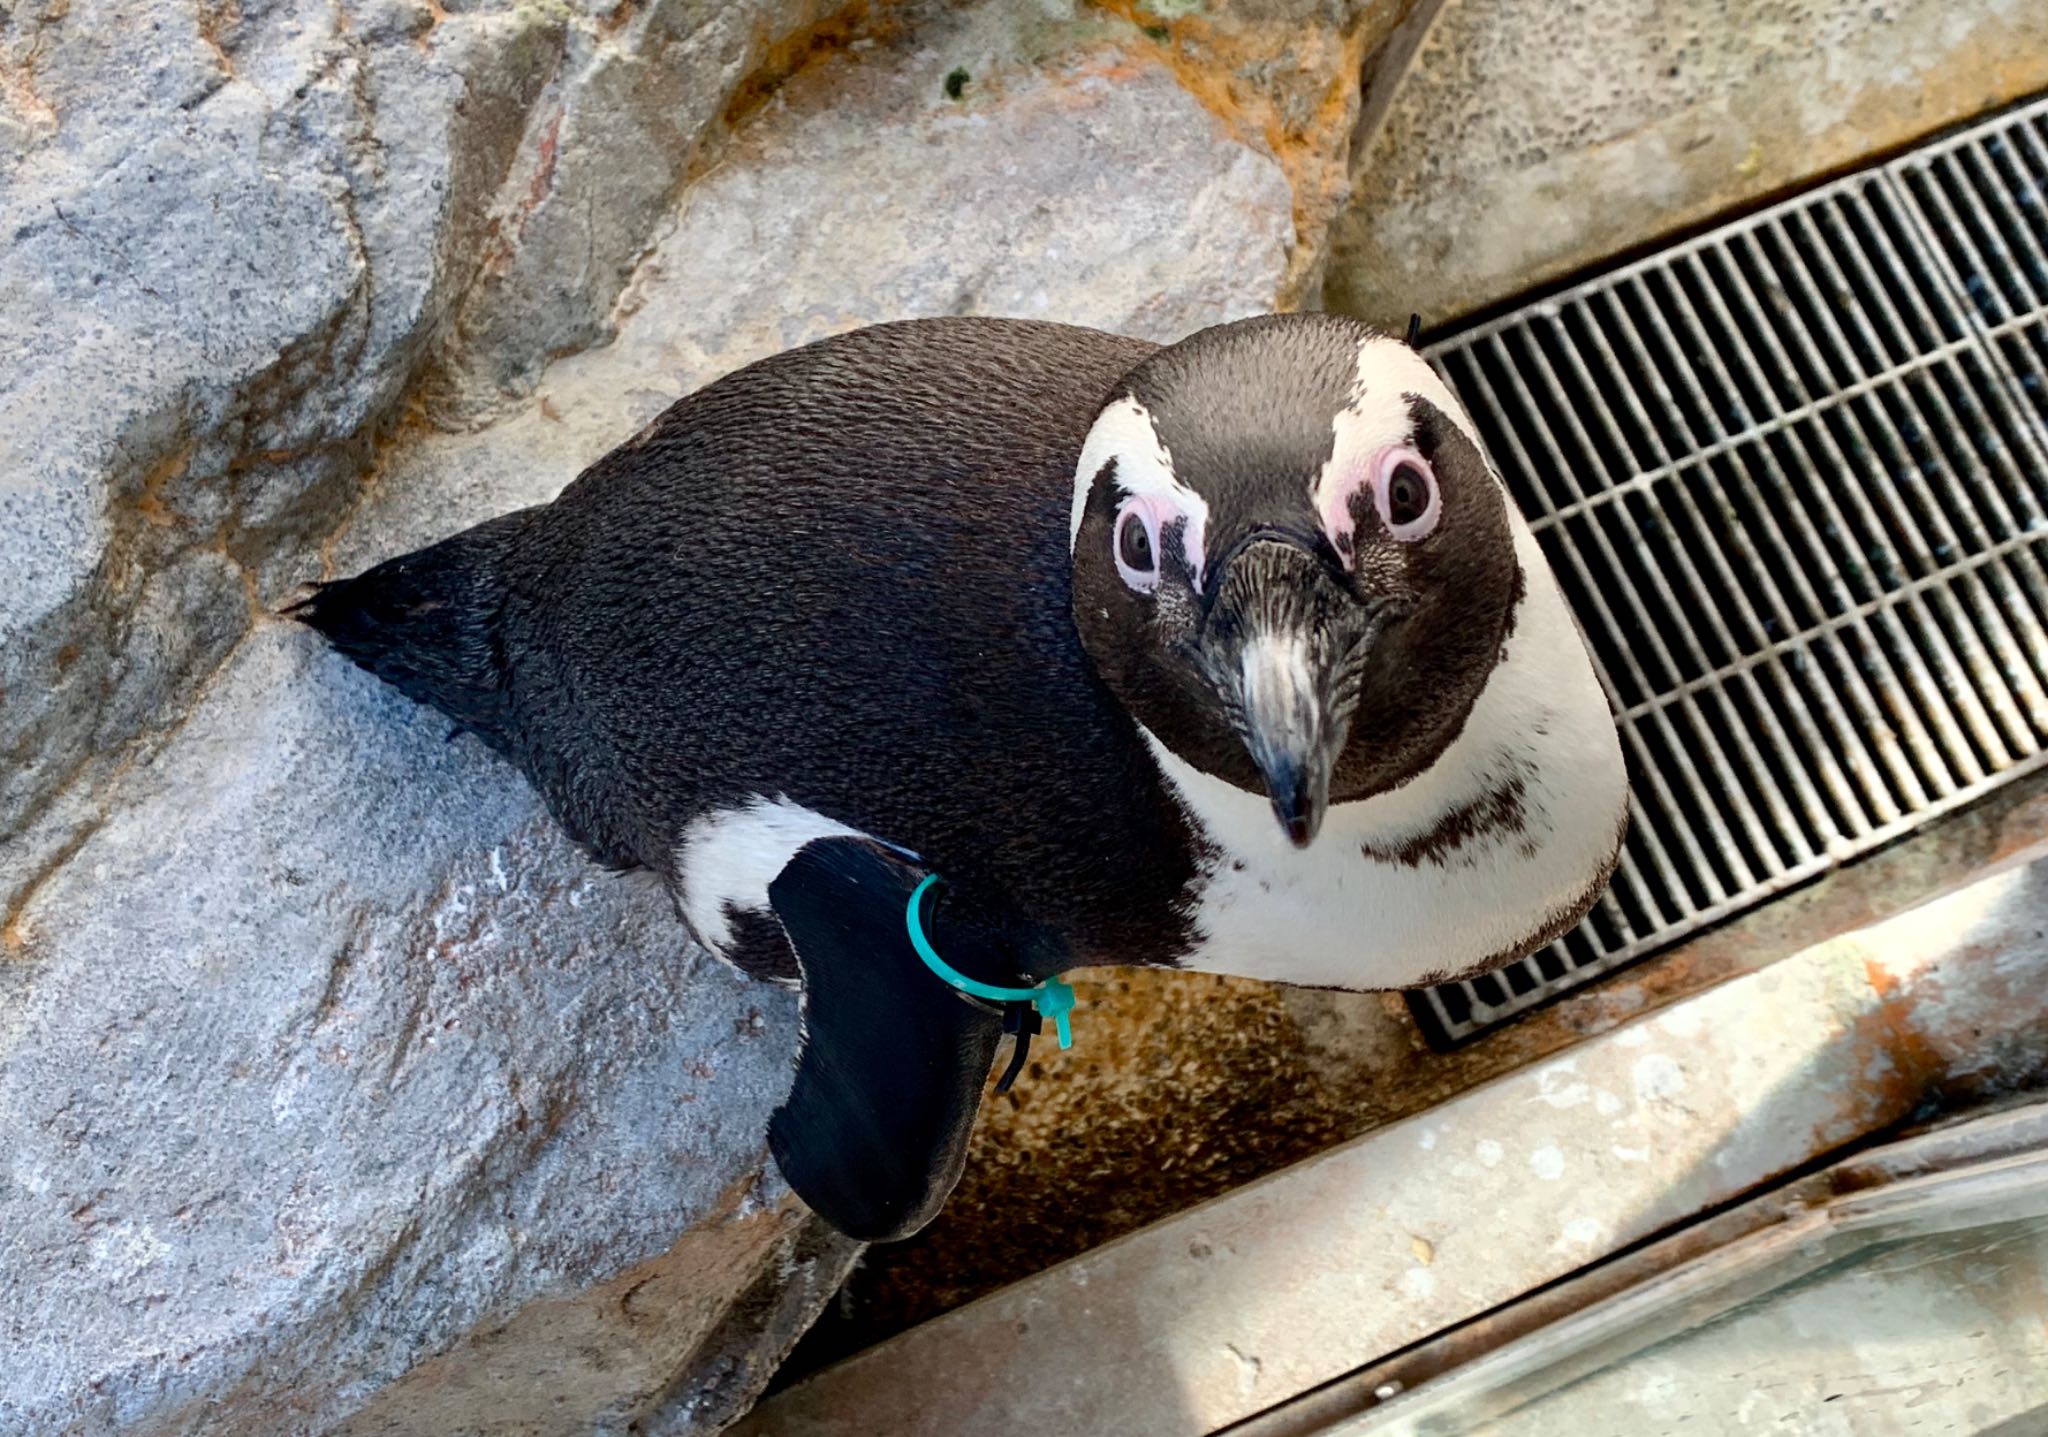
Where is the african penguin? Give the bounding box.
[295,314,1628,1241]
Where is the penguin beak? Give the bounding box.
[1237,632,1340,848]
[1201,537,1382,850]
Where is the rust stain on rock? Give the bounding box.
[1863,955,1901,1001]
[0,9,62,139]
[518,107,565,237]
[1094,0,1421,304]
[1844,963,1949,1134]
[721,3,895,132]
[132,440,197,532]
[194,0,242,80]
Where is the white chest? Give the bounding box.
[1149,526,1627,991]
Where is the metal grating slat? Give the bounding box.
[1412,93,2048,1045]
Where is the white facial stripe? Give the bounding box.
[1070,394,1210,581]
[1312,336,1490,545]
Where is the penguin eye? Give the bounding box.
[1113,502,1161,591]
[1119,514,1154,571]
[1375,448,1441,542]
[1387,464,1431,525]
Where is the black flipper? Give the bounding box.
[766,837,1051,1242]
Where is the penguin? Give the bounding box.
[294,313,1628,1242]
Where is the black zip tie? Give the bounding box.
[994,1002,1042,1094]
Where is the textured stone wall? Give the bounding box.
[0,0,1409,1431]
[1326,0,2048,327]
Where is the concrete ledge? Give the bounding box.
[742,841,2048,1435]
[1240,1101,2048,1435]
[1326,0,2048,330]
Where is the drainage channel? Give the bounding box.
[1411,92,2048,1047]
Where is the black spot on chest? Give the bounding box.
[1359,763,1531,869]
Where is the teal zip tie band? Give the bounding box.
[906,874,1075,1049]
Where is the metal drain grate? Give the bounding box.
[1411,93,2048,1046]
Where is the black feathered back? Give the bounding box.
[297,318,1205,966]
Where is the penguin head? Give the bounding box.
[1069,313,1521,848]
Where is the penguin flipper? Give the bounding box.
[765,837,1009,1242]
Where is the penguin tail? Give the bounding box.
[289,509,535,755]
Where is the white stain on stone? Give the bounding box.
[1593,1088,1625,1116]
[1534,1059,1591,1109]
[1612,1144,1651,1163]
[1632,1052,1688,1104]
[1557,1216,1607,1249]
[89,1221,167,1277]
[1529,1145,1567,1180]
[1475,1139,1504,1168]
[1400,1266,1437,1300]
[1417,1125,1439,1151]
[1615,1025,1652,1048]
[1630,1367,1684,1408]
[1658,1005,1705,1040]
[11,1159,50,1196]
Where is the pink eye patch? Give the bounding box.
[1319,445,1441,558]
[1113,493,1206,593]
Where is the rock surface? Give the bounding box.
[0,0,1313,1430]
[0,626,848,1435]
[1080,0,1424,303]
[1325,0,2048,328]
[0,0,831,925]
